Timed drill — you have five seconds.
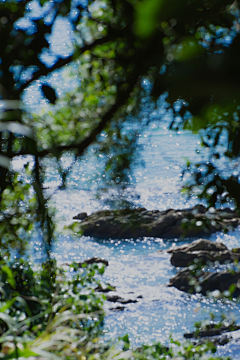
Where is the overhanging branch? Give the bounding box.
[20,34,113,92]
[12,72,141,160]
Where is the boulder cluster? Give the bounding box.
[73,206,240,341]
[73,205,240,239]
[167,239,240,296]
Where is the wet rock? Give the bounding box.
[72,205,240,239]
[109,306,125,312]
[167,239,240,267]
[168,268,240,296]
[78,257,109,267]
[106,294,138,304]
[73,212,88,221]
[184,322,240,347]
[184,323,240,339]
[167,239,228,253]
[62,257,108,267]
[191,334,231,346]
[95,283,116,293]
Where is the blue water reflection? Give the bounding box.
[37,124,240,357]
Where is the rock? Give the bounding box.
[109,306,125,311]
[168,268,240,296]
[167,239,240,267]
[95,283,116,292]
[168,268,198,293]
[72,205,240,239]
[167,239,228,253]
[184,323,240,339]
[73,212,88,220]
[191,334,231,346]
[78,257,109,267]
[106,294,138,304]
[183,322,240,347]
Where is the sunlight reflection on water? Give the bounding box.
[12,121,240,356]
[13,7,240,355]
[40,125,240,355]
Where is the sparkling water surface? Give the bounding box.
[28,124,240,358]
[16,11,240,355]
[12,7,240,357]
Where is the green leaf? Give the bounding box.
[173,37,203,61]
[2,265,15,289]
[0,299,16,313]
[134,0,164,38]
[2,348,38,360]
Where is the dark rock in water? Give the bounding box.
[184,322,240,347]
[167,239,240,267]
[167,238,228,253]
[72,205,240,239]
[168,268,240,296]
[168,268,199,293]
[191,334,231,346]
[106,294,138,304]
[109,306,125,311]
[184,323,240,339]
[73,212,88,221]
[62,257,108,267]
[78,257,109,267]
[95,283,116,292]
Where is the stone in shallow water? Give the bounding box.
[166,238,240,267]
[78,257,109,267]
[63,257,108,267]
[106,294,138,304]
[184,323,240,339]
[72,205,240,239]
[187,334,232,347]
[168,268,240,296]
[95,283,116,292]
[109,306,125,312]
[73,212,88,220]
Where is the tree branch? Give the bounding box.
[20,34,113,92]
[13,72,141,160]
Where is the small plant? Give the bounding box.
[0,257,108,358]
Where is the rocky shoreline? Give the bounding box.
[73,205,240,239]
[78,237,240,345]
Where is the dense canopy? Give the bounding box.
[1,1,240,359]
[1,0,240,250]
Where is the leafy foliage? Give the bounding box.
[0,257,105,333]
[1,0,240,250]
[0,258,229,359]
[0,257,107,358]
[2,0,240,358]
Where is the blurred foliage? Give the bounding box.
[0,257,106,348]
[2,0,240,250]
[0,260,228,359]
[2,0,240,357]
[0,258,110,359]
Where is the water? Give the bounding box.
[16,7,240,357]
[28,124,240,358]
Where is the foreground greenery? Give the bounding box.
[2,0,240,251]
[0,259,230,359]
[1,0,240,358]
